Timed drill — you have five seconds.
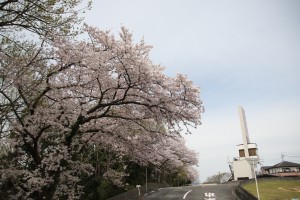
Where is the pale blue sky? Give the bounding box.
[83,0,300,181]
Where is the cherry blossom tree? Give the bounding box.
[0,25,202,199]
[0,0,91,36]
[0,0,91,162]
[79,120,199,195]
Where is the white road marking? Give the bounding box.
[204,192,216,200]
[205,192,215,197]
[183,190,192,199]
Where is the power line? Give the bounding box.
[281,153,300,161]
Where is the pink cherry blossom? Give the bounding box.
[0,25,202,199]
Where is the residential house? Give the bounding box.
[261,161,300,177]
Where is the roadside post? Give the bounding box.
[250,158,260,200]
[136,185,141,196]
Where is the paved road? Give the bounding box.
[140,182,238,200]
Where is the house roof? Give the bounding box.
[269,161,300,169]
[261,166,272,170]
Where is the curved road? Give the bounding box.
[140,182,238,200]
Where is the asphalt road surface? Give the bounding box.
[140,182,238,200]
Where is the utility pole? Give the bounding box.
[252,159,260,200]
[145,167,148,192]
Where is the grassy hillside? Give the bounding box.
[243,180,300,200]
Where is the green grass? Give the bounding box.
[243,180,300,200]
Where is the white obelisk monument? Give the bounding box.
[239,106,250,158]
[232,106,259,180]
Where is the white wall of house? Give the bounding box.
[269,167,300,174]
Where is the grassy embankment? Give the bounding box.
[243,180,300,200]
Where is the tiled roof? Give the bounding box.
[271,161,300,168]
[261,166,272,170]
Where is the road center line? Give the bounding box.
[183,190,192,199]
